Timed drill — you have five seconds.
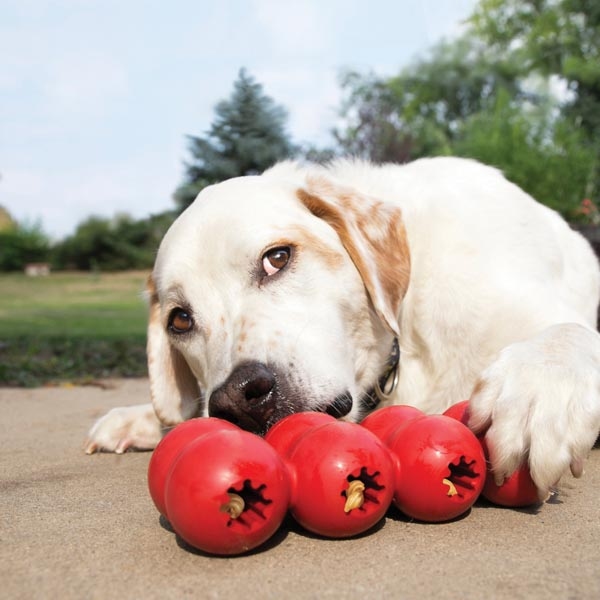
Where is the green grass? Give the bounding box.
[0,271,151,386]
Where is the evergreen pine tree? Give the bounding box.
[174,69,297,211]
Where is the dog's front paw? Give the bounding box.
[85,404,163,454]
[468,324,600,497]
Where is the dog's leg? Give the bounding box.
[468,323,600,497]
[85,404,163,454]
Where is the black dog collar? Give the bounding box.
[362,338,400,411]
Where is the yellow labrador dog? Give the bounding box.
[86,157,600,498]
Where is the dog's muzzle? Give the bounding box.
[208,361,355,433]
[208,361,279,433]
[208,341,399,433]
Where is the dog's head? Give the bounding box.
[147,165,410,434]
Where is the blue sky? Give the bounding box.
[1,0,477,239]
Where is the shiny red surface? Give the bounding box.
[264,412,335,458]
[388,415,486,522]
[442,400,471,425]
[444,401,540,507]
[147,417,238,518]
[479,438,540,507]
[360,405,425,445]
[287,421,396,538]
[165,429,290,555]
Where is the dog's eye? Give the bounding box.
[168,308,194,334]
[262,246,291,276]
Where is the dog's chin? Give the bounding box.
[322,391,354,418]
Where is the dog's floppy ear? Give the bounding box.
[146,276,202,425]
[297,177,410,337]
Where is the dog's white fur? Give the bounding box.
[86,157,600,497]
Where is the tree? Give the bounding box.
[455,87,594,216]
[174,69,297,211]
[52,211,175,271]
[332,22,595,218]
[0,205,15,232]
[471,0,600,198]
[0,220,50,271]
[334,70,419,163]
[334,37,523,163]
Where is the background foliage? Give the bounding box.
[2,1,599,272]
[1,1,599,386]
[335,0,598,218]
[173,68,298,212]
[51,211,176,272]
[0,221,51,271]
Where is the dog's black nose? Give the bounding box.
[208,362,277,433]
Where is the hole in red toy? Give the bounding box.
[444,456,481,498]
[341,466,385,512]
[222,479,272,527]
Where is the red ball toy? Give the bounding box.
[360,405,425,444]
[442,399,471,425]
[164,429,290,555]
[264,411,335,458]
[479,438,540,507]
[147,417,238,518]
[388,415,486,522]
[286,420,396,538]
[443,400,540,508]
